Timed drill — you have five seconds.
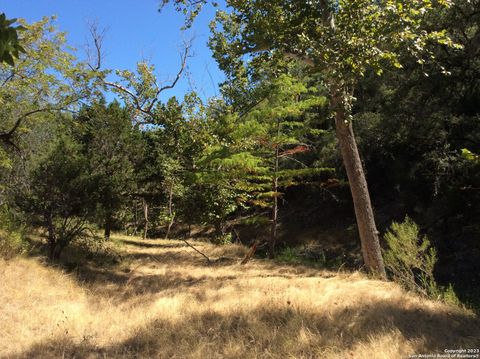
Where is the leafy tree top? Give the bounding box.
[209,0,460,87]
[162,0,460,94]
[0,13,26,66]
[0,16,100,150]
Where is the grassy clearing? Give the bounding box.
[1,234,479,359]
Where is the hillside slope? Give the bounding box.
[1,235,479,359]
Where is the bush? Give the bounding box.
[277,246,330,267]
[277,247,301,264]
[0,205,28,259]
[214,232,233,245]
[383,216,460,305]
[22,138,99,260]
[0,230,28,259]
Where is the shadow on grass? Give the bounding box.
[13,299,480,359]
[122,248,239,268]
[120,238,190,249]
[74,264,238,301]
[22,233,121,269]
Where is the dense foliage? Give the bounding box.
[0,1,479,307]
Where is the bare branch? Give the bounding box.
[86,20,192,124]
[0,95,88,145]
[86,20,107,71]
[0,70,16,87]
[279,155,309,168]
[182,238,211,264]
[102,41,192,120]
[158,41,191,94]
[102,80,147,113]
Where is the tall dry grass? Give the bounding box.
[1,234,479,358]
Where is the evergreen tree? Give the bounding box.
[22,135,99,260]
[76,100,141,239]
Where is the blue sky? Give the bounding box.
[1,0,224,102]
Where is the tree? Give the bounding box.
[163,99,238,240]
[346,0,480,297]
[0,13,25,66]
[0,16,97,156]
[23,136,98,260]
[206,74,329,256]
[196,0,460,277]
[76,100,141,240]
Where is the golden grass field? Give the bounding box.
[1,234,479,359]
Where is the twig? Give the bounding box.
[240,241,268,265]
[182,238,211,264]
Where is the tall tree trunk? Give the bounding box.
[332,92,386,279]
[133,199,138,236]
[104,208,112,240]
[268,121,280,259]
[269,175,278,259]
[165,180,175,240]
[142,198,149,240]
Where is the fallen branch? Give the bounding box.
[182,238,211,264]
[241,241,258,265]
[241,241,268,265]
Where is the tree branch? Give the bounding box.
[182,238,211,264]
[86,21,107,71]
[93,27,192,121]
[0,95,88,146]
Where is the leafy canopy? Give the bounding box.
[208,0,460,89]
[0,13,26,66]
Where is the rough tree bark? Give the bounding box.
[332,91,386,279]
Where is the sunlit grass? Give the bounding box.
[1,234,479,358]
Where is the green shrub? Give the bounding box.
[214,232,233,245]
[438,284,462,306]
[277,247,301,264]
[277,246,330,267]
[0,204,29,259]
[383,216,460,305]
[0,230,28,259]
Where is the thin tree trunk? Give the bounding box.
[53,239,67,260]
[134,199,138,229]
[143,198,149,240]
[165,213,175,240]
[269,182,278,259]
[133,199,138,236]
[332,92,386,279]
[104,208,112,240]
[165,180,175,240]
[45,211,56,260]
[268,120,280,259]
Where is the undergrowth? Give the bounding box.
[383,216,461,306]
[0,205,29,259]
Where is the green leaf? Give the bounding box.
[3,52,14,66]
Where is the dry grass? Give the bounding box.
[1,234,479,359]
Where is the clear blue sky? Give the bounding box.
[0,0,224,102]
